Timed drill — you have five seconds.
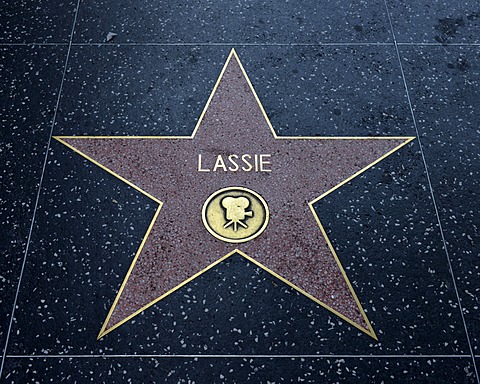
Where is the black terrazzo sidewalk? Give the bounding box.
[1,1,479,383]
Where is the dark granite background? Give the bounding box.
[1,0,479,383]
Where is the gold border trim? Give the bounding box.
[53,48,415,341]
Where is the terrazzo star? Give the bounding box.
[55,49,414,339]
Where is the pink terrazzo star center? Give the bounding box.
[55,49,413,339]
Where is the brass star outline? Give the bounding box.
[55,49,414,340]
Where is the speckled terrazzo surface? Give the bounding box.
[1,1,479,384]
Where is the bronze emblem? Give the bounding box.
[202,187,269,243]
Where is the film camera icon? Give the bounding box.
[221,196,253,232]
[202,187,269,244]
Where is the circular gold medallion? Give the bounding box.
[202,187,269,243]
